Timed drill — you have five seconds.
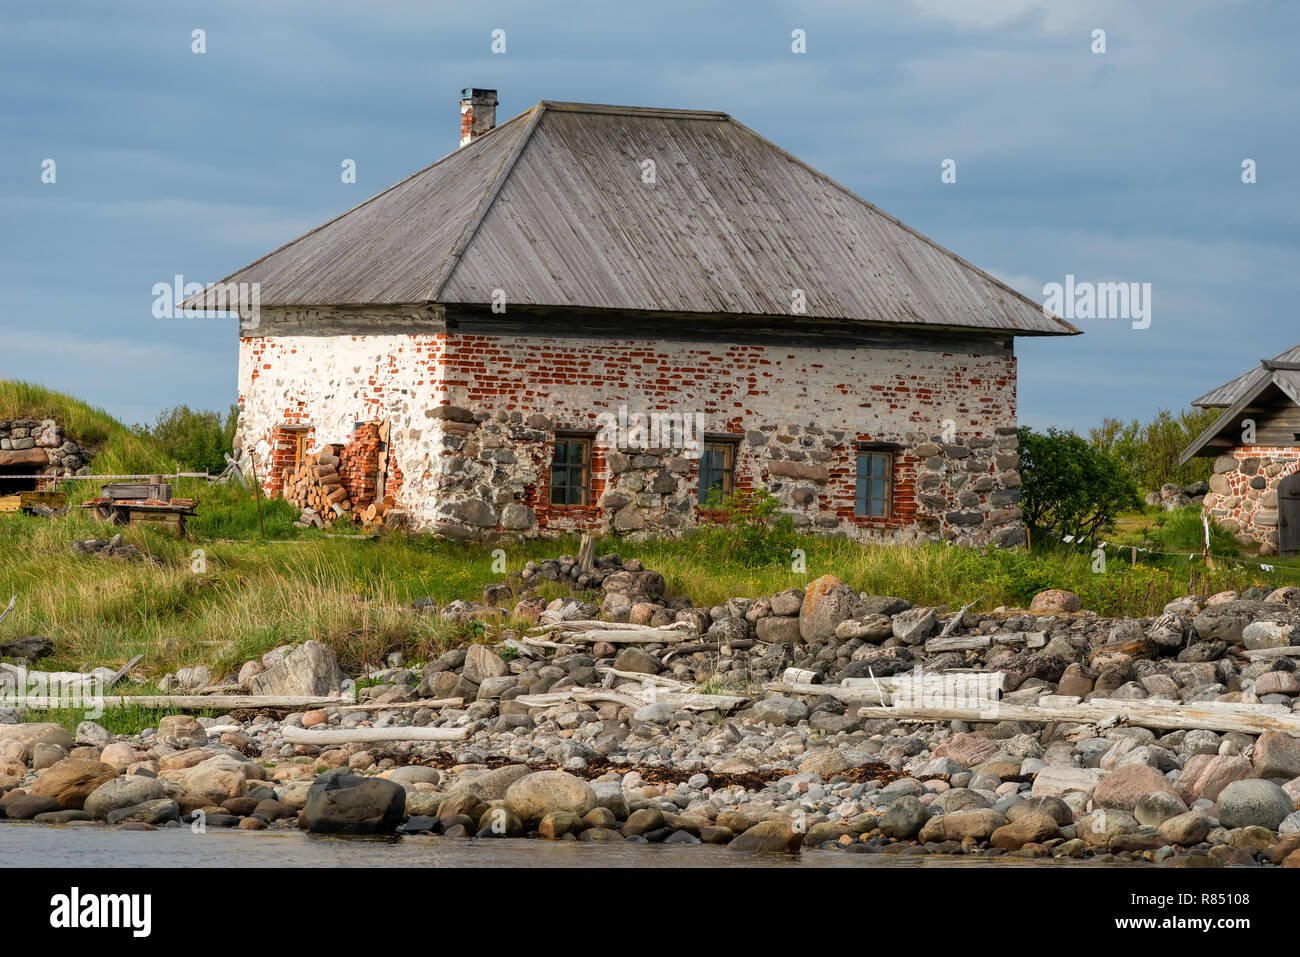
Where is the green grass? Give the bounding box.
[5,489,1299,698]
[21,705,222,736]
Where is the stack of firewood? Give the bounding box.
[356,496,398,532]
[282,446,352,526]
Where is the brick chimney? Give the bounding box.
[459,88,498,147]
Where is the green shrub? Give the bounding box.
[692,487,800,567]
[1019,426,1140,548]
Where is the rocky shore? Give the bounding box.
[3,552,1300,866]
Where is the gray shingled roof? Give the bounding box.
[1180,357,1300,464]
[1191,345,1300,407]
[183,101,1079,336]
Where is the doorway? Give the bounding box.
[1280,472,1300,557]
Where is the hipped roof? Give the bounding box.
[183,101,1079,337]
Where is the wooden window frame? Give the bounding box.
[550,434,592,507]
[855,443,895,518]
[698,437,738,506]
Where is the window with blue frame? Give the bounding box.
[855,448,892,517]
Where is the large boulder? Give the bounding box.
[990,812,1060,850]
[462,644,508,684]
[1158,810,1213,846]
[1177,754,1254,804]
[728,820,803,853]
[107,799,180,826]
[1077,808,1139,846]
[249,640,346,697]
[504,770,596,826]
[84,776,165,820]
[29,759,118,809]
[303,768,406,834]
[0,792,62,819]
[799,575,858,641]
[1217,779,1294,830]
[1030,589,1081,614]
[177,756,251,812]
[1192,601,1299,645]
[1253,731,1300,780]
[0,722,75,756]
[918,809,1006,843]
[1092,765,1179,812]
[879,795,930,840]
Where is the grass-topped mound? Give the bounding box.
[0,380,174,477]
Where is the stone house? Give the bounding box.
[1181,344,1300,556]
[184,91,1078,543]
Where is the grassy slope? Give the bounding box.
[0,379,174,482]
[3,496,1293,688]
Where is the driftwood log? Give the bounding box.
[515,687,748,712]
[14,694,351,711]
[282,725,470,745]
[855,694,1300,736]
[765,673,1009,707]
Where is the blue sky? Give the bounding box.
[2,0,1297,430]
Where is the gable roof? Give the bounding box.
[183,101,1079,336]
[1179,350,1300,464]
[1191,344,1300,407]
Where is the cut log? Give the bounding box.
[533,620,691,634]
[282,725,470,745]
[334,698,464,712]
[551,629,691,645]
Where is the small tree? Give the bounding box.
[135,404,238,474]
[1088,407,1217,491]
[1018,426,1139,547]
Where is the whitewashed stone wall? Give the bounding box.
[236,312,1023,545]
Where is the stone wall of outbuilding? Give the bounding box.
[1203,447,1300,555]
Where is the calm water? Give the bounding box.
[0,822,1111,867]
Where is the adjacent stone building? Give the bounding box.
[185,92,1078,544]
[1181,344,1300,556]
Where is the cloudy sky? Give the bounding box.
[3,0,1296,430]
